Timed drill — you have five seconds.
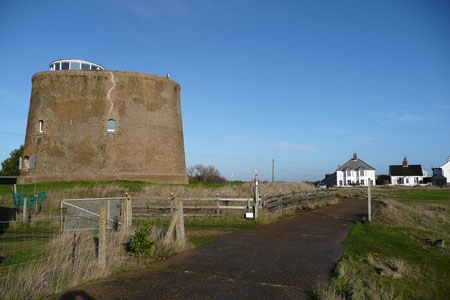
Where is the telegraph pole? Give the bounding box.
[272,159,274,182]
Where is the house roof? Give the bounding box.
[389,165,423,176]
[336,158,375,171]
[441,160,450,168]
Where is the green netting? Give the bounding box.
[12,192,47,208]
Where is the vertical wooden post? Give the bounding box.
[23,197,27,223]
[216,194,220,216]
[98,207,106,269]
[121,197,126,230]
[106,199,110,229]
[368,179,372,222]
[60,201,64,230]
[170,192,175,215]
[127,193,132,228]
[175,199,185,247]
[163,197,185,248]
[254,174,259,222]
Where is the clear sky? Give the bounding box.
[1,0,449,182]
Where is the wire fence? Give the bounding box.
[0,188,334,273]
[0,216,61,270]
[61,197,124,231]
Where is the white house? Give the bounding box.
[389,158,423,186]
[324,153,376,187]
[440,157,450,184]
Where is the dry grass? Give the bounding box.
[0,181,315,216]
[0,226,186,300]
[373,195,450,240]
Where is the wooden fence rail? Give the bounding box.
[132,196,253,217]
[261,189,337,215]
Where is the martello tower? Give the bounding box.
[19,59,188,184]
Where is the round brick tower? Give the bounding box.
[19,60,188,184]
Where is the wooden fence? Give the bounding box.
[261,189,337,215]
[132,195,254,217]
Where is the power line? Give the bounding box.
[275,160,327,173]
[275,166,324,178]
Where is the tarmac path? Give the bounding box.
[51,198,366,300]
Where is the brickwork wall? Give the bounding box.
[19,70,188,184]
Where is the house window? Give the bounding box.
[361,179,364,185]
[61,62,70,70]
[347,180,351,185]
[360,170,364,176]
[107,119,116,132]
[406,178,409,184]
[414,177,418,184]
[339,180,343,186]
[39,120,44,133]
[347,170,351,176]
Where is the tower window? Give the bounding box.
[107,119,116,132]
[39,120,44,133]
[70,62,80,70]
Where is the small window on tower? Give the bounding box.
[107,119,115,132]
[39,120,44,133]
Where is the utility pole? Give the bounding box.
[368,178,372,222]
[272,159,274,182]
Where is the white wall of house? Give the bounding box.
[336,170,375,187]
[391,175,423,186]
[441,161,450,184]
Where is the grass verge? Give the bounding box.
[318,188,450,300]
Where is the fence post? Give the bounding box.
[121,197,126,230]
[175,199,185,247]
[216,194,220,216]
[163,197,186,248]
[60,201,64,230]
[254,174,259,222]
[368,179,372,222]
[279,195,283,214]
[170,192,175,215]
[127,193,132,228]
[23,197,27,223]
[98,207,106,269]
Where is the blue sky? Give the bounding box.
[1,0,449,181]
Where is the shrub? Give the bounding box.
[128,224,155,256]
[187,164,227,184]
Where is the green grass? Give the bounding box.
[134,215,256,230]
[0,220,59,270]
[389,189,450,204]
[0,238,50,269]
[334,223,450,299]
[323,188,450,300]
[188,236,219,248]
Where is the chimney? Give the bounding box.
[403,157,408,167]
[353,153,357,160]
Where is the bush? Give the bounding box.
[0,145,23,176]
[187,164,227,184]
[128,224,155,256]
